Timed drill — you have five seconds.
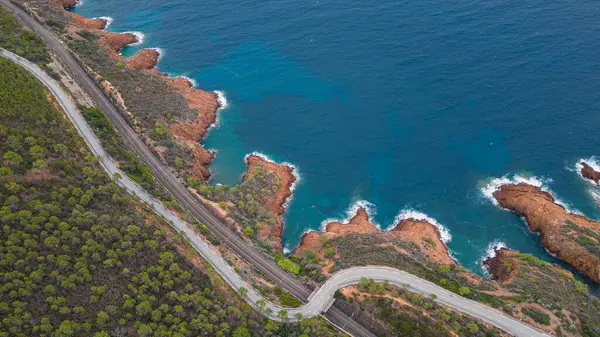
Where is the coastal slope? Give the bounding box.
[194,154,296,253]
[28,0,221,181]
[492,183,600,283]
[296,207,455,267]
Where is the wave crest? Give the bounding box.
[319,200,378,231]
[479,174,582,215]
[575,157,600,186]
[215,90,228,112]
[393,208,452,243]
[124,31,145,46]
[479,240,507,275]
[98,16,113,29]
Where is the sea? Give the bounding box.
[70,0,600,287]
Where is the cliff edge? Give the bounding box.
[493,183,600,283]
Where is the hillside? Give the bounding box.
[0,55,342,336]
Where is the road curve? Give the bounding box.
[0,1,378,334]
[1,47,552,337]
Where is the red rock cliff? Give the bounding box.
[493,183,600,283]
[295,207,455,266]
[59,0,78,9]
[483,248,519,282]
[581,162,600,184]
[97,32,139,54]
[127,48,160,70]
[53,2,220,178]
[242,155,296,252]
[65,12,107,30]
[390,219,456,266]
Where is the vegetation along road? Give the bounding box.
[0,2,553,336]
[0,0,375,335]
[1,44,552,337]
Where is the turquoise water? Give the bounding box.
[72,0,600,283]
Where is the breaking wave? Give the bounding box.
[479,240,507,275]
[126,31,145,46]
[215,90,228,112]
[319,200,378,231]
[574,157,600,186]
[393,208,452,243]
[480,174,548,206]
[150,47,164,62]
[177,75,197,88]
[98,16,113,29]
[479,174,582,214]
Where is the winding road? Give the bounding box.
[0,4,551,336]
[1,45,552,337]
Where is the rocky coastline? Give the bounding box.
[493,183,600,283]
[48,0,220,180]
[242,154,297,252]
[295,206,456,266]
[483,247,519,282]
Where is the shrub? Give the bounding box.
[521,307,551,325]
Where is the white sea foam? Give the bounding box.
[589,189,600,202]
[575,157,600,186]
[393,209,452,243]
[98,16,113,29]
[480,174,548,206]
[176,76,197,88]
[243,152,301,211]
[74,0,83,7]
[150,47,164,62]
[319,200,378,231]
[215,90,228,112]
[202,91,228,133]
[479,174,582,214]
[283,246,291,255]
[479,240,507,275]
[124,31,145,46]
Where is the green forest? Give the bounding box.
[0,56,342,336]
[0,7,50,65]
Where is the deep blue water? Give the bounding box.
[72,0,600,280]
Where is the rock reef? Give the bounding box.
[581,162,600,184]
[295,207,456,266]
[493,183,600,283]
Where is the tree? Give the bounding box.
[458,286,471,296]
[243,226,254,237]
[277,309,289,322]
[96,311,109,327]
[3,151,22,169]
[232,327,251,337]
[136,301,152,317]
[467,322,479,333]
[137,324,153,337]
